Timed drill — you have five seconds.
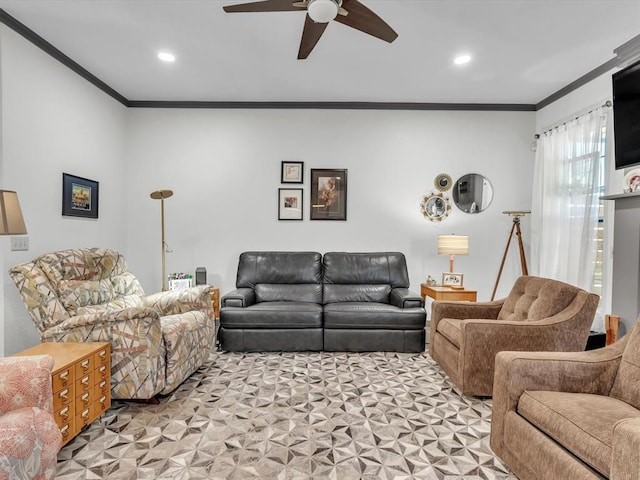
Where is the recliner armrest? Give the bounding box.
[389,288,424,309]
[221,288,256,308]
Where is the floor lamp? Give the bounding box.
[491,210,530,300]
[150,189,173,291]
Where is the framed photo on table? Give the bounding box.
[281,161,304,184]
[442,272,464,288]
[278,188,303,221]
[310,168,347,221]
[62,173,99,219]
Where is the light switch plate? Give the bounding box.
[11,236,29,251]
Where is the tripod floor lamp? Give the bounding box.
[491,210,530,300]
[150,189,173,291]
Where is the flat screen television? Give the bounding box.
[613,58,640,170]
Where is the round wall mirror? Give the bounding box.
[420,192,451,222]
[452,174,494,213]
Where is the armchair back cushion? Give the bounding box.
[236,251,323,303]
[322,252,410,304]
[498,275,582,322]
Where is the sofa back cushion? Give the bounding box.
[610,321,640,409]
[322,252,409,304]
[236,251,323,303]
[497,276,580,322]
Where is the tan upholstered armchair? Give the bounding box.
[10,248,215,400]
[491,317,640,480]
[429,275,599,397]
[0,355,62,480]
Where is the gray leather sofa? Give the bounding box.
[220,251,426,353]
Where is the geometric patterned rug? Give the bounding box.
[55,350,516,479]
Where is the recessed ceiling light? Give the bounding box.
[454,54,471,65]
[157,51,176,63]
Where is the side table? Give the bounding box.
[421,284,478,302]
[14,342,111,446]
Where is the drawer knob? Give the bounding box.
[81,359,90,370]
[60,406,69,418]
[81,392,90,403]
[59,388,69,400]
[61,424,69,437]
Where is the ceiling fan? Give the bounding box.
[223,0,398,59]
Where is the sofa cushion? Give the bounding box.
[435,317,462,348]
[323,284,391,304]
[498,276,579,322]
[517,390,640,476]
[610,319,640,409]
[235,252,323,288]
[322,252,410,287]
[323,302,425,330]
[221,302,323,329]
[255,284,322,303]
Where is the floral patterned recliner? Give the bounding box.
[0,355,62,479]
[10,248,215,400]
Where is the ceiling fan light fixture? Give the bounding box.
[307,0,340,23]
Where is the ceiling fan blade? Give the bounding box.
[298,14,329,59]
[223,0,304,13]
[334,0,398,43]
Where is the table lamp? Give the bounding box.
[438,234,468,273]
[0,190,27,235]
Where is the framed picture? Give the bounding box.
[310,168,347,221]
[442,272,464,288]
[62,173,99,219]
[281,161,304,184]
[278,188,303,221]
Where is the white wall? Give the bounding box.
[1,24,537,356]
[125,108,535,302]
[0,25,129,354]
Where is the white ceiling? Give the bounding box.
[0,0,639,105]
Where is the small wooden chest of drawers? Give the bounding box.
[15,342,111,446]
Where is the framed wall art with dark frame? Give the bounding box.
[310,168,347,221]
[278,188,303,221]
[281,161,304,184]
[62,173,99,219]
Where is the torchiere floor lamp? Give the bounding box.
[150,189,173,291]
[491,210,530,301]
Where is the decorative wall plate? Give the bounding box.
[624,169,640,193]
[434,173,453,192]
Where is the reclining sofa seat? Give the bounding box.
[322,252,426,352]
[219,251,324,351]
[219,251,426,353]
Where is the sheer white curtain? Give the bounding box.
[530,108,609,293]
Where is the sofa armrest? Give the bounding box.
[612,417,640,480]
[389,288,424,309]
[221,288,256,308]
[144,285,213,319]
[0,355,55,414]
[490,339,627,458]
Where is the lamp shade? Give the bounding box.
[0,190,27,235]
[307,0,339,23]
[437,235,469,256]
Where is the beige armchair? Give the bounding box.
[491,317,640,480]
[429,275,599,397]
[10,248,215,400]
